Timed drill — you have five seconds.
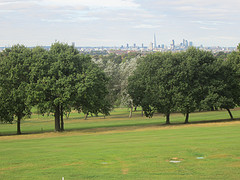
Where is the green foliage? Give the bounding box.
[72,62,112,116]
[214,51,229,60]
[0,45,32,133]
[29,42,111,131]
[128,47,240,123]
[128,52,181,122]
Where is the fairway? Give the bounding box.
[1,109,240,179]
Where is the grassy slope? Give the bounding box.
[0,123,240,179]
[0,109,240,179]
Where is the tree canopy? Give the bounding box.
[29,42,111,132]
[128,47,240,123]
[0,43,111,134]
[0,45,32,134]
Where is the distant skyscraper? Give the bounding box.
[189,41,193,46]
[154,34,157,49]
[186,40,189,47]
[171,40,175,49]
[126,43,129,49]
[183,39,186,47]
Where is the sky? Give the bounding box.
[0,0,240,47]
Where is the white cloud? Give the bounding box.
[39,0,140,9]
[199,27,217,30]
[133,24,161,29]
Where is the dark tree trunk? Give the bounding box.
[55,105,61,132]
[166,113,170,124]
[226,108,234,120]
[134,106,137,112]
[141,108,144,117]
[60,105,64,131]
[84,113,88,120]
[17,115,21,135]
[184,113,189,124]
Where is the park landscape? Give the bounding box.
[1,43,240,179]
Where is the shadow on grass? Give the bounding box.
[1,117,240,137]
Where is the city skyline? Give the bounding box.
[0,0,240,47]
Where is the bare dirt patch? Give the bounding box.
[208,154,233,159]
[122,168,129,175]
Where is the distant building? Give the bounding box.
[148,42,153,51]
[183,39,186,47]
[171,40,175,49]
[154,34,157,49]
[185,40,189,48]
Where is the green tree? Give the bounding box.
[30,43,111,131]
[215,44,240,118]
[72,62,112,119]
[178,47,240,122]
[176,48,218,123]
[128,52,181,124]
[0,45,32,134]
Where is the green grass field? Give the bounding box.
[1,109,240,179]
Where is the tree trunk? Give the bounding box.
[60,105,64,131]
[134,106,137,112]
[184,113,189,124]
[55,105,61,132]
[226,108,234,120]
[141,108,144,117]
[17,115,21,135]
[166,113,170,124]
[129,106,133,118]
[84,113,88,120]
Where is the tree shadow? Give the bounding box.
[1,117,239,137]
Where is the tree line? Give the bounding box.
[0,43,111,134]
[128,45,240,124]
[1,42,240,134]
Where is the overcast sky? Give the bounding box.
[0,0,240,47]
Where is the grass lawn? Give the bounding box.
[0,108,240,179]
[1,108,240,135]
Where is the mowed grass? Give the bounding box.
[1,122,240,179]
[1,108,240,135]
[0,108,240,179]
